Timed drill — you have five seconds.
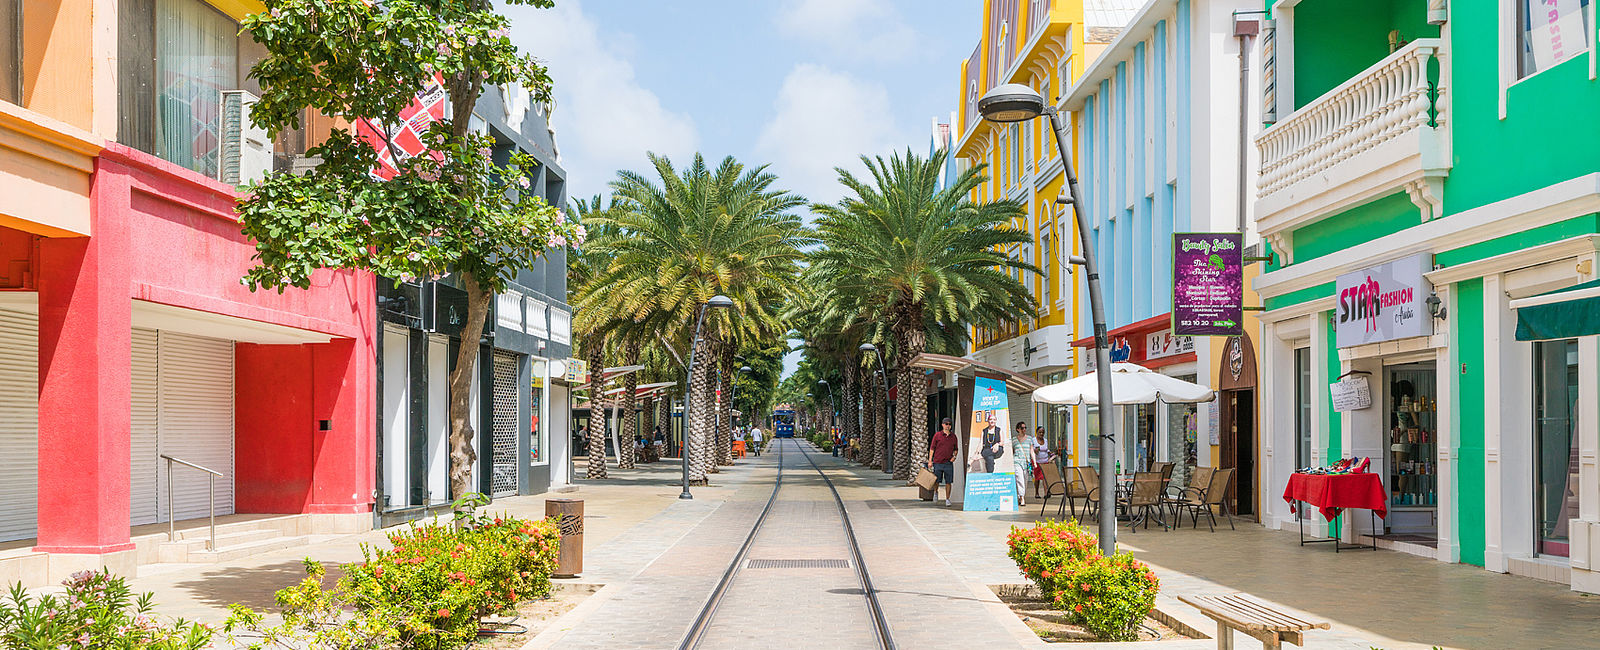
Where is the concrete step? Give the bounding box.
[184,535,313,564]
[155,529,284,563]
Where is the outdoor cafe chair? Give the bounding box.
[1076,466,1103,521]
[1123,471,1168,532]
[1038,462,1069,518]
[1176,467,1236,532]
[1162,465,1213,524]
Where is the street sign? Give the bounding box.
[1172,232,1244,336]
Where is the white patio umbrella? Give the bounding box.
[1032,362,1215,405]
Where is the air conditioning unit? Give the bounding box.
[220,90,272,186]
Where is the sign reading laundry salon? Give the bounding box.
[1335,253,1433,348]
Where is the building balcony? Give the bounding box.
[1255,39,1449,263]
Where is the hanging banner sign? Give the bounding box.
[1335,253,1433,348]
[1172,232,1244,336]
[964,376,1016,512]
[355,76,448,180]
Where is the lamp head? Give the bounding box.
[859,343,877,352]
[817,379,828,385]
[707,295,734,309]
[740,365,753,373]
[978,84,1047,123]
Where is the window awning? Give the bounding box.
[908,352,1043,394]
[1513,279,1600,341]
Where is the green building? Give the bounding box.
[1252,0,1600,592]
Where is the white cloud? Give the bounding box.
[775,0,917,63]
[507,1,697,199]
[754,64,908,206]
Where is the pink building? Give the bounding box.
[0,0,376,585]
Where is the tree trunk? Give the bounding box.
[585,340,607,479]
[447,273,494,498]
[717,343,735,465]
[859,363,876,465]
[871,372,886,468]
[688,334,715,483]
[843,359,860,460]
[618,341,640,469]
[894,304,927,481]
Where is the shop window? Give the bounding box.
[1294,347,1312,470]
[1,0,18,104]
[1516,0,1593,79]
[118,0,241,178]
[1533,339,1579,557]
[1085,406,1100,465]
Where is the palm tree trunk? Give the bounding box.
[618,341,641,469]
[585,341,608,479]
[447,272,493,498]
[842,359,860,460]
[859,365,876,465]
[688,334,715,483]
[894,305,927,481]
[871,374,886,468]
[717,343,735,465]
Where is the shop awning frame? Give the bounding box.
[908,352,1043,393]
[1512,279,1600,341]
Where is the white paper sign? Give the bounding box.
[1330,376,1373,412]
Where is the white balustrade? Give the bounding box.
[1256,39,1442,200]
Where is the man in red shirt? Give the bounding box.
[927,417,959,506]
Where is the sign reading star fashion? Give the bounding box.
[1172,233,1244,336]
[1335,253,1433,348]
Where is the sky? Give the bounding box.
[504,0,984,378]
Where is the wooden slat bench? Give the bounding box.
[1177,593,1330,649]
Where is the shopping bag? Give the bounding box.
[914,467,938,491]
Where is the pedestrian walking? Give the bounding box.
[749,425,764,456]
[1012,422,1033,507]
[1032,425,1056,498]
[927,417,959,506]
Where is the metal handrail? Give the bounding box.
[160,454,220,551]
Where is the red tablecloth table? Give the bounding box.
[1283,472,1387,521]
[1283,472,1386,552]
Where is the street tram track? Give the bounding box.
[677,438,896,650]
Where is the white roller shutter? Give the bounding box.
[0,309,38,542]
[1008,390,1032,439]
[130,328,159,526]
[157,332,235,521]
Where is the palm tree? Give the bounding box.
[579,154,807,483]
[571,194,620,479]
[810,149,1036,479]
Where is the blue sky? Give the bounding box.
[506,1,983,377]
[506,0,982,205]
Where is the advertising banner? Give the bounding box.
[1335,253,1433,348]
[1173,232,1244,336]
[964,376,1016,512]
[355,76,448,180]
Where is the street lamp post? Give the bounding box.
[817,379,837,426]
[681,295,734,500]
[860,343,893,474]
[980,84,1119,557]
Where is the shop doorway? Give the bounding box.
[1382,362,1438,539]
[1219,389,1255,518]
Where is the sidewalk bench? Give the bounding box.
[1177,593,1329,649]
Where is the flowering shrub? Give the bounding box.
[0,569,211,649]
[1006,521,1160,642]
[225,513,561,650]
[1006,519,1101,599]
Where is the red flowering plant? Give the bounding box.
[1005,520,1160,642]
[1005,520,1101,599]
[225,512,560,650]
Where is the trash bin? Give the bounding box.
[545,498,583,578]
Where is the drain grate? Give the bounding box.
[864,500,895,510]
[746,559,850,569]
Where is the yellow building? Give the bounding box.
[954,0,1132,462]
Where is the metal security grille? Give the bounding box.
[490,352,520,496]
[746,559,850,569]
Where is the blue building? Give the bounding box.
[1061,0,1265,515]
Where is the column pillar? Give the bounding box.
[33,157,135,578]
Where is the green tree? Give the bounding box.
[235,0,580,497]
[579,154,807,483]
[809,149,1035,478]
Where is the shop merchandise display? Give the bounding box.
[1390,381,1438,507]
[1295,456,1371,476]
